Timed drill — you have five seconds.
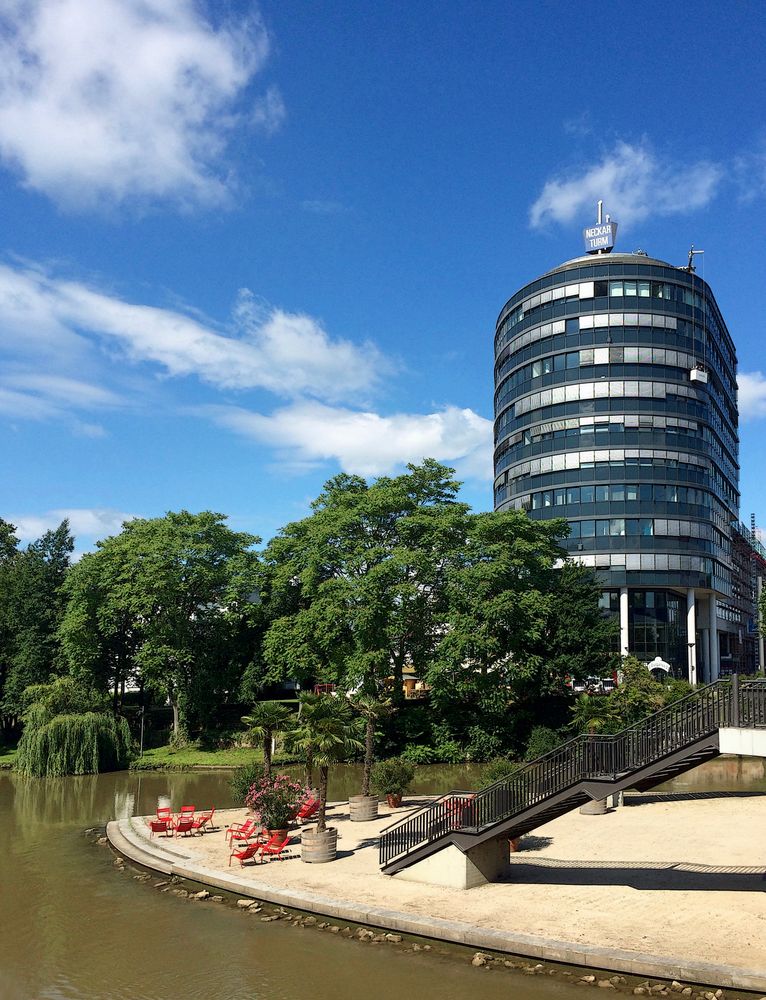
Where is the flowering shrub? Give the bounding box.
[244,773,311,830]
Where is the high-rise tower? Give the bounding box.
[493,222,740,681]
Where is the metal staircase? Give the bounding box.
[380,676,766,875]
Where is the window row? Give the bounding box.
[528,483,711,509]
[496,346,699,394]
[501,278,703,337]
[509,379,702,419]
[570,552,717,575]
[498,412,701,451]
[497,309,683,354]
[566,517,711,540]
[503,447,710,484]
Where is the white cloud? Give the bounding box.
[0,263,386,403]
[738,372,766,420]
[206,400,494,479]
[252,84,286,135]
[9,507,136,544]
[530,141,723,229]
[0,0,274,208]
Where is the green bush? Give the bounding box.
[524,726,563,762]
[400,743,435,764]
[466,726,503,762]
[479,757,519,788]
[433,739,465,764]
[371,757,415,796]
[229,761,265,804]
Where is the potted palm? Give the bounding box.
[241,700,293,778]
[348,693,392,822]
[371,756,415,808]
[291,694,362,863]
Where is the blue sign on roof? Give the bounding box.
[583,221,617,254]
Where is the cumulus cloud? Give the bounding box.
[206,400,494,479]
[530,141,723,229]
[738,372,766,420]
[0,0,276,207]
[8,507,136,544]
[0,263,386,403]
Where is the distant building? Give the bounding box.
[493,220,759,680]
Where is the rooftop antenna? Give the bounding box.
[687,244,704,272]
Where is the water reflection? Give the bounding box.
[0,757,763,1000]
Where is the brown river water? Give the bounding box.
[1,758,765,1000]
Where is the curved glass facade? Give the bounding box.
[493,252,740,679]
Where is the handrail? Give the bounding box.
[379,677,766,869]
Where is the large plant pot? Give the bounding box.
[349,795,379,822]
[301,826,337,863]
[579,798,607,816]
[386,793,403,808]
[267,828,289,841]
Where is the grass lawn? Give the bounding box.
[0,746,17,769]
[130,744,263,771]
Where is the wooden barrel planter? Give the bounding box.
[349,795,379,822]
[301,826,338,863]
[579,798,607,815]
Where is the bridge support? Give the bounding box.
[392,836,510,890]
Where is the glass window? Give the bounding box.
[638,281,651,297]
[610,281,624,296]
[566,487,580,504]
[594,280,608,297]
[640,519,653,536]
[624,281,637,297]
[596,520,609,536]
[566,351,579,369]
[580,349,594,366]
[581,486,594,503]
[543,491,553,507]
[626,519,639,534]
[610,518,626,536]
[596,485,609,502]
[580,520,595,537]
[532,360,542,378]
[569,521,581,538]
[612,485,625,501]
[554,489,565,505]
[554,353,566,371]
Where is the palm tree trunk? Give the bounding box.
[361,716,374,796]
[316,764,329,833]
[305,751,314,790]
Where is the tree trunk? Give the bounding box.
[304,752,314,790]
[361,716,374,796]
[263,733,271,779]
[316,765,329,833]
[171,699,180,736]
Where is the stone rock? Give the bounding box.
[236,899,255,908]
[681,991,692,997]
[422,945,431,951]
[303,916,317,925]
[112,859,124,867]
[261,916,276,922]
[372,934,386,943]
[192,890,209,900]
[356,929,374,941]
[472,954,489,967]
[97,837,108,845]
[329,926,340,933]
[597,981,615,989]
[581,976,597,984]
[210,895,224,903]
[714,992,723,999]
[634,990,648,996]
[154,881,169,889]
[651,987,667,996]
[671,985,684,994]
[385,933,402,943]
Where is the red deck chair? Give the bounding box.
[295,798,320,823]
[174,815,195,837]
[179,805,195,818]
[257,832,291,861]
[156,806,173,823]
[225,817,257,844]
[191,807,216,834]
[148,817,172,838]
[229,841,261,867]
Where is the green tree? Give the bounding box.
[241,700,292,778]
[288,694,362,832]
[0,521,74,723]
[58,511,260,739]
[263,460,469,700]
[611,655,665,726]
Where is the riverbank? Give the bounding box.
[108,791,766,992]
[0,745,16,769]
[129,745,265,770]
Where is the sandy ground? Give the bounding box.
[142,793,766,973]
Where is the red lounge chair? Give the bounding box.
[295,798,320,823]
[156,806,173,823]
[229,841,261,867]
[258,832,291,861]
[179,805,195,818]
[225,817,257,844]
[148,818,172,838]
[174,815,195,837]
[191,808,216,834]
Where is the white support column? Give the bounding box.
[619,587,630,657]
[686,589,697,685]
[702,627,711,685]
[710,594,720,680]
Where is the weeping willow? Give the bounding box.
[15,711,133,778]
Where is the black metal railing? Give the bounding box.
[379,676,766,869]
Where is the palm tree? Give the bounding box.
[241,701,292,778]
[290,694,363,833]
[348,693,393,797]
[569,692,619,735]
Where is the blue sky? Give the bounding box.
[1,0,765,555]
